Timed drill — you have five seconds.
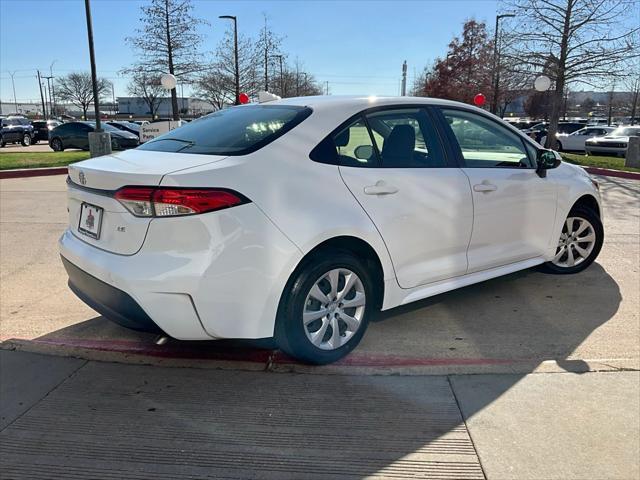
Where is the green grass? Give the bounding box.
[561,153,640,173]
[0,151,90,170]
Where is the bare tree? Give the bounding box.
[256,14,284,92]
[194,74,233,111]
[124,0,207,120]
[55,72,111,119]
[621,60,640,124]
[195,27,262,109]
[502,0,639,147]
[127,72,165,117]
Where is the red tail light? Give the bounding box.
[114,186,249,217]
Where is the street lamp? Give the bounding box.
[490,13,515,115]
[270,54,284,96]
[219,15,239,105]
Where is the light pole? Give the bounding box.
[490,13,515,115]
[219,15,239,105]
[271,54,284,96]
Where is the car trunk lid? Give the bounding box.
[67,150,228,255]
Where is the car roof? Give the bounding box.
[264,95,484,112]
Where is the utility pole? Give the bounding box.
[8,71,18,114]
[84,0,111,157]
[490,13,515,115]
[85,0,102,130]
[44,75,54,118]
[401,60,407,96]
[111,83,116,116]
[37,70,47,119]
[50,60,57,117]
[607,84,615,126]
[219,15,239,105]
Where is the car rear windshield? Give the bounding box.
[138,105,312,156]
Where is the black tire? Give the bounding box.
[540,206,604,274]
[21,133,32,146]
[111,138,120,150]
[0,137,5,148]
[50,138,63,152]
[275,250,376,364]
[555,140,563,152]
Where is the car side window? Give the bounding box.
[441,109,534,169]
[365,109,446,168]
[332,118,378,167]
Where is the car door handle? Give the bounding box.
[364,181,399,196]
[473,183,498,193]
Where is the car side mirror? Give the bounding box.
[536,149,561,178]
[354,144,374,160]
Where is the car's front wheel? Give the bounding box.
[541,206,603,274]
[50,138,63,152]
[275,251,374,364]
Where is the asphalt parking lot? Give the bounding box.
[0,173,638,373]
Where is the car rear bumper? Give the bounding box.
[62,255,164,334]
[58,203,303,340]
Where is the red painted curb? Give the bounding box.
[584,166,640,180]
[6,336,522,368]
[0,166,68,179]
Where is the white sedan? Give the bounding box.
[542,126,615,152]
[60,96,604,364]
[585,126,640,156]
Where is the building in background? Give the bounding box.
[117,97,212,117]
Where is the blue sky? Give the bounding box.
[0,0,501,102]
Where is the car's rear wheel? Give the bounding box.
[21,133,32,146]
[540,206,603,274]
[555,140,563,151]
[51,138,63,152]
[275,251,374,364]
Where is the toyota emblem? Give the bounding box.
[78,170,87,185]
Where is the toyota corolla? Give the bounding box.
[60,96,604,364]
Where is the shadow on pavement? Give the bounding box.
[1,261,622,478]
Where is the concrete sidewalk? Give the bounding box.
[1,350,638,479]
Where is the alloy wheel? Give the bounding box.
[303,268,366,350]
[552,216,596,268]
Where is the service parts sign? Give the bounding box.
[141,120,182,143]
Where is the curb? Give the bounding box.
[584,166,640,180]
[0,166,68,179]
[2,337,638,376]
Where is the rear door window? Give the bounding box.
[365,109,446,168]
[139,105,311,156]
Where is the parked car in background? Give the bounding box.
[585,126,640,156]
[107,121,141,136]
[0,116,35,147]
[49,121,139,152]
[541,126,615,152]
[132,120,150,126]
[31,120,62,143]
[525,122,585,144]
[60,96,604,364]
